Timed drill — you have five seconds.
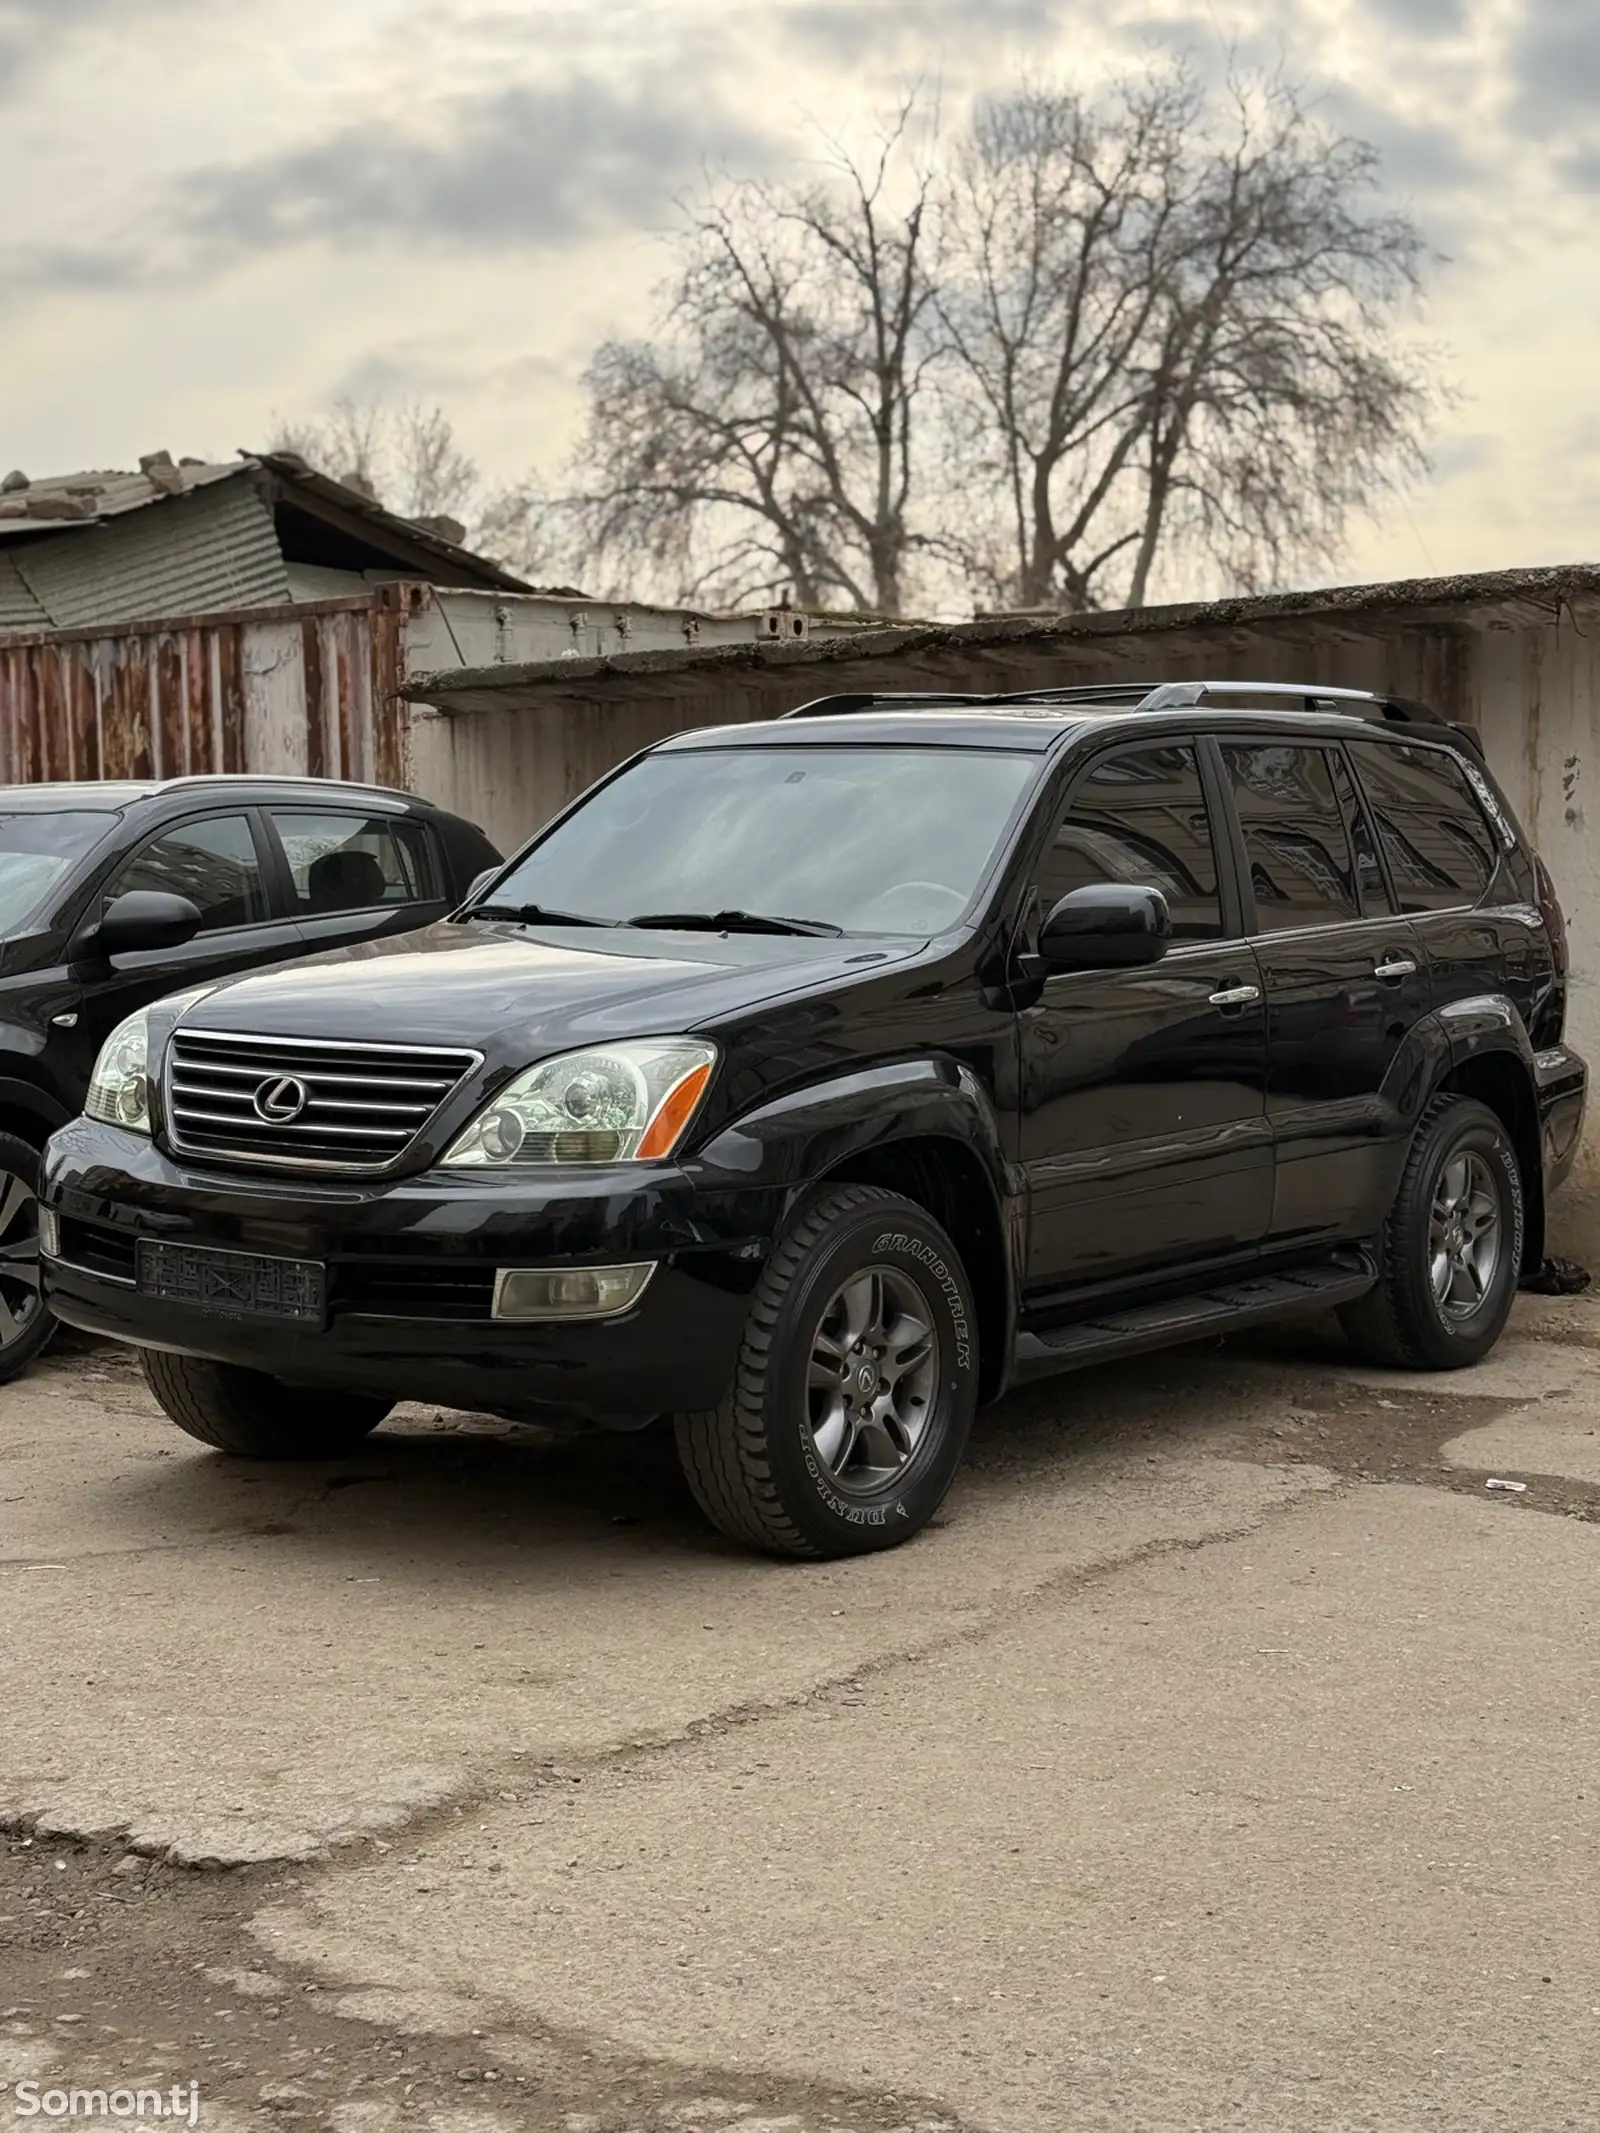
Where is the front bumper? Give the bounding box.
[41,1120,783,1423]
[1534,1043,1587,1196]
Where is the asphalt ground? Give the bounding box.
[4,1293,1598,2132]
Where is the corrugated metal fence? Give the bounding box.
[0,586,414,789]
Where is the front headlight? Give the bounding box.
[441,1039,717,1168]
[84,1009,153,1135]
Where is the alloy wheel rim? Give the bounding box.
[1428,1150,1502,1321]
[0,1166,43,1350]
[806,1265,940,1497]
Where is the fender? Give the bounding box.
[694,1053,1024,1394]
[1378,1008,1453,1134]
[0,1075,72,1141]
[1435,991,1540,1077]
[1431,992,1549,1269]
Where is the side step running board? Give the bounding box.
[1013,1256,1377,1382]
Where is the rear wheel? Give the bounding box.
[0,1131,54,1386]
[139,1348,394,1457]
[673,1184,979,1558]
[1339,1095,1524,1369]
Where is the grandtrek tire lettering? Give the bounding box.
[674,1185,979,1560]
[872,1230,972,1370]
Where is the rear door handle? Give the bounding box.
[1373,956,1418,981]
[1208,983,1262,1007]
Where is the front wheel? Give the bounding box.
[0,1131,55,1386]
[1339,1094,1524,1369]
[140,1349,394,1457]
[674,1184,979,1559]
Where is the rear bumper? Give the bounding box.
[41,1119,782,1423]
[1534,1043,1587,1195]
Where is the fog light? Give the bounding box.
[492,1263,656,1321]
[38,1208,60,1258]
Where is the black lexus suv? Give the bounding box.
[42,681,1586,1559]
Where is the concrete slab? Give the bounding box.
[271,1486,1600,2133]
[1442,1412,1600,1485]
[0,1342,1329,1866]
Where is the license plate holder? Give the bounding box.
[135,1240,327,1326]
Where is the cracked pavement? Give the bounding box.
[4,1296,1600,2130]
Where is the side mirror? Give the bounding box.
[464,867,499,906]
[1039,883,1171,971]
[74,890,205,963]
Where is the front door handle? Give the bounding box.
[1373,956,1418,981]
[1208,983,1262,1008]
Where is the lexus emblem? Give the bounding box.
[253,1074,310,1124]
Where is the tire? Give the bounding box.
[139,1348,394,1458]
[673,1184,979,1559]
[1339,1094,1525,1370]
[0,1130,56,1386]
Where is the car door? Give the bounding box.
[58,809,304,1101]
[1346,736,1537,1033]
[263,806,452,956]
[1017,737,1271,1298]
[1216,736,1430,1249]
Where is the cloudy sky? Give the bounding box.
[2,0,1597,597]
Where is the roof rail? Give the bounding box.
[1138,680,1384,711]
[784,684,1160,719]
[781,679,1466,740]
[783,691,999,718]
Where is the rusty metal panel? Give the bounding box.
[217,625,245,774]
[37,653,67,779]
[70,654,98,779]
[101,642,152,779]
[182,629,210,776]
[300,619,326,780]
[369,587,409,790]
[243,619,310,774]
[332,612,359,783]
[0,592,421,802]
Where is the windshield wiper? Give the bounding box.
[470,901,613,928]
[625,908,845,938]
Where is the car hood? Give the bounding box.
[167,917,927,1059]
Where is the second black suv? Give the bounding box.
[42,683,1585,1558]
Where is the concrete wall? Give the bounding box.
[405,590,810,672]
[405,685,774,856]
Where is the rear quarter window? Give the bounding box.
[1349,741,1505,912]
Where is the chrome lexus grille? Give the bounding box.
[164,1030,480,1173]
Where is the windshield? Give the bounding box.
[0,810,117,936]
[484,745,1038,935]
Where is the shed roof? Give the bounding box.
[402,562,1600,717]
[0,450,530,634]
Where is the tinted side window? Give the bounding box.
[270,811,435,914]
[1045,743,1222,939]
[1329,749,1388,914]
[112,815,267,933]
[1222,744,1358,933]
[1350,742,1497,912]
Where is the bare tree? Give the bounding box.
[270,397,479,527]
[267,396,569,579]
[940,68,1434,611]
[938,75,1189,610]
[567,100,944,614]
